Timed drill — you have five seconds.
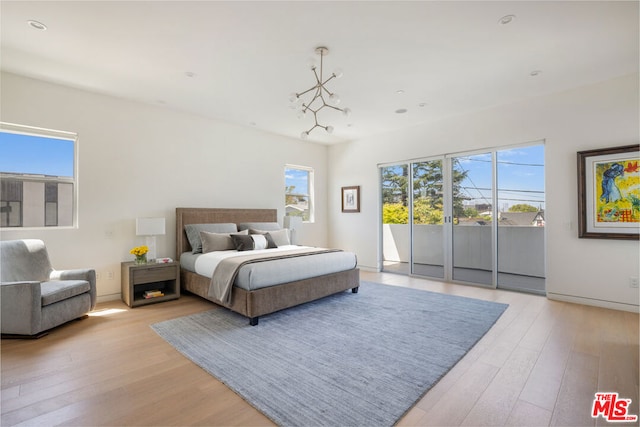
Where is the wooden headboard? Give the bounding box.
[175,207,277,259]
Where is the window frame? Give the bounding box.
[0,122,78,229]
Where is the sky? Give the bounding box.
[457,145,546,210]
[285,167,309,195]
[0,131,74,177]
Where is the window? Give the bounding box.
[0,123,77,228]
[285,165,314,222]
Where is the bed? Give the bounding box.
[176,207,360,325]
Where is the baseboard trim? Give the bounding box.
[547,292,639,313]
[96,293,122,303]
[356,264,380,273]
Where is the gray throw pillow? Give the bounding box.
[231,234,255,251]
[238,222,281,231]
[200,230,248,253]
[185,223,238,253]
[250,228,291,246]
[230,233,277,251]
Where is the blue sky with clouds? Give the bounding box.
[285,167,309,195]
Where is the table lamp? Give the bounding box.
[283,215,303,245]
[136,217,165,261]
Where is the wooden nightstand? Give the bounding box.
[121,261,180,307]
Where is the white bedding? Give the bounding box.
[195,245,300,277]
[187,245,357,291]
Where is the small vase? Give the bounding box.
[134,254,147,265]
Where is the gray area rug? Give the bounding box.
[151,281,508,427]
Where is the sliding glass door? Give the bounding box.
[411,160,445,278]
[451,153,494,285]
[381,164,410,274]
[379,142,545,293]
[496,145,546,294]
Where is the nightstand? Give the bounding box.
[121,261,180,307]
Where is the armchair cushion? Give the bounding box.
[41,280,91,306]
[49,268,97,309]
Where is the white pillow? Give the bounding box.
[250,228,291,246]
[251,234,268,250]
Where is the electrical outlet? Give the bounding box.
[107,271,114,280]
[96,272,102,280]
[630,277,639,288]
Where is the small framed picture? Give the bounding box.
[577,144,640,239]
[341,186,360,213]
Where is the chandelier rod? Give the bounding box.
[291,46,351,139]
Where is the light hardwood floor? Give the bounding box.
[1,271,638,426]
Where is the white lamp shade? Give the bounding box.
[136,217,166,236]
[283,216,303,245]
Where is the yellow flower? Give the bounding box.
[130,245,149,256]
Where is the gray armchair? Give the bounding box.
[1,239,96,337]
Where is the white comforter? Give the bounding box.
[193,245,357,291]
[194,245,301,277]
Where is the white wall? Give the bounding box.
[328,73,640,312]
[1,72,329,300]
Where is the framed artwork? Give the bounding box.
[577,144,640,239]
[341,186,360,213]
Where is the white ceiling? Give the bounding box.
[1,1,638,144]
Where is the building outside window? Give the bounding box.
[0,123,77,228]
[284,165,314,222]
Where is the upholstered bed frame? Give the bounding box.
[176,207,360,325]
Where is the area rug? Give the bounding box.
[151,281,508,427]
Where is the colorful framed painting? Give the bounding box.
[577,144,640,239]
[341,186,360,213]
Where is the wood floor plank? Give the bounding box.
[461,346,540,426]
[550,351,599,427]
[412,361,500,426]
[517,303,578,411]
[595,309,640,427]
[2,271,638,427]
[506,400,553,426]
[518,299,565,352]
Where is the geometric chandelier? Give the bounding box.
[289,46,351,139]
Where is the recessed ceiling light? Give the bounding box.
[185,71,196,78]
[27,20,47,30]
[418,103,427,108]
[530,70,542,77]
[396,90,405,94]
[498,15,516,25]
[395,108,408,114]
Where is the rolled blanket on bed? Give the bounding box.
[209,248,342,304]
